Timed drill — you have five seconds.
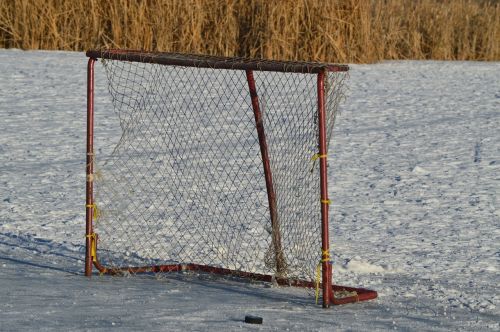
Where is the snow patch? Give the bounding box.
[412,165,431,175]
[340,259,387,274]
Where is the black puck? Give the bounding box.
[244,315,263,324]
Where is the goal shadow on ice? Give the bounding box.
[0,232,83,275]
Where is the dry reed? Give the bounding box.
[0,0,498,63]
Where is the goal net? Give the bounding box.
[85,50,376,307]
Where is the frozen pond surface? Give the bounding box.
[0,50,499,331]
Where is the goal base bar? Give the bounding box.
[92,260,377,305]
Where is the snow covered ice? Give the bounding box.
[0,49,499,331]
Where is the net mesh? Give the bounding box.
[92,56,347,284]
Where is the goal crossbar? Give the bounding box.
[85,49,349,73]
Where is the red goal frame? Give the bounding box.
[85,50,377,308]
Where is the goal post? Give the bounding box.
[85,50,377,307]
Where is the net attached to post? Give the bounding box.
[89,51,348,288]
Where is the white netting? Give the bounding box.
[92,56,347,284]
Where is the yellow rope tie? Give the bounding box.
[315,249,331,304]
[311,153,327,161]
[85,233,97,262]
[86,203,100,220]
[321,199,331,204]
[310,153,328,173]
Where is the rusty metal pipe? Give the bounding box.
[317,71,332,307]
[85,58,96,277]
[246,70,286,276]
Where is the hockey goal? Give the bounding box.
[85,50,377,307]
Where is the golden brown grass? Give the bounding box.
[0,0,498,63]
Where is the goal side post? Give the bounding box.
[85,57,95,277]
[317,70,333,308]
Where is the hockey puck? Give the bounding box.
[244,315,263,324]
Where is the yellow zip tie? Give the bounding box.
[315,249,331,305]
[85,233,97,262]
[311,153,327,161]
[86,203,100,220]
[321,199,331,204]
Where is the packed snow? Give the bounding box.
[0,49,499,331]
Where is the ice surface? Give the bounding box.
[0,49,499,331]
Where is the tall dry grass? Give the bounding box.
[0,0,498,62]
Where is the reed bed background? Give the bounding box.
[1,0,499,63]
